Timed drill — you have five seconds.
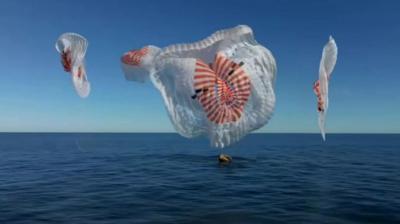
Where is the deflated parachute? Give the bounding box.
[121,25,276,148]
[55,33,90,98]
[313,36,338,141]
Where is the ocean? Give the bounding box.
[0,133,399,223]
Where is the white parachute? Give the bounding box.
[121,25,276,148]
[55,33,90,98]
[313,36,338,141]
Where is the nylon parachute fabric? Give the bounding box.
[55,33,91,98]
[313,36,338,141]
[121,25,276,148]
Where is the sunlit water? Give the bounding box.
[1,133,399,223]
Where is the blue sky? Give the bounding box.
[0,0,399,133]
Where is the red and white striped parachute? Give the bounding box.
[121,25,276,148]
[55,33,90,98]
[313,36,338,141]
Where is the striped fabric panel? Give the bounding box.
[61,50,72,72]
[76,66,83,78]
[313,80,324,112]
[60,49,84,79]
[121,47,149,66]
[193,52,251,124]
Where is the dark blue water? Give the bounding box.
[0,133,399,223]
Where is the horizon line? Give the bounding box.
[0,132,399,135]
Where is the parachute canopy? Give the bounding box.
[55,33,90,98]
[121,25,276,148]
[313,36,338,141]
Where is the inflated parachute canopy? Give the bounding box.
[55,33,91,98]
[121,25,276,148]
[313,36,338,141]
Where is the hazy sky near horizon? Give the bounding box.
[0,0,399,133]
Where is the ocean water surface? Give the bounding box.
[0,133,399,223]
